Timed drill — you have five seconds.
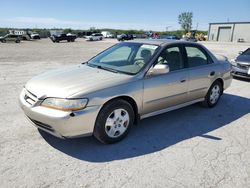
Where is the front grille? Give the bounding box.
[28,118,55,132]
[237,63,250,70]
[24,89,38,106]
[235,72,250,77]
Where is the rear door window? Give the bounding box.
[185,46,209,68]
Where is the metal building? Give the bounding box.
[208,22,250,42]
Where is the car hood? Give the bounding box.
[236,55,250,63]
[25,64,133,99]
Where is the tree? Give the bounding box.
[63,28,72,34]
[178,12,193,32]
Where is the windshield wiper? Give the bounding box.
[87,64,134,75]
[96,65,119,73]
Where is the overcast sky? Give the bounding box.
[0,0,249,31]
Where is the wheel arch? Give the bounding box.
[99,95,139,124]
[214,78,224,93]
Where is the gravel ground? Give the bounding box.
[0,38,250,188]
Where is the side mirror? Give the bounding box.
[148,64,169,76]
[239,51,243,55]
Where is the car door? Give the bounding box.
[184,44,217,101]
[143,45,189,115]
[6,35,12,42]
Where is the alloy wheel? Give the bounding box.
[105,108,130,138]
[209,84,220,104]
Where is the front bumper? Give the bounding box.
[232,65,250,79]
[19,89,101,138]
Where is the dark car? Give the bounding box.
[117,34,133,41]
[50,33,77,43]
[181,37,197,42]
[0,34,21,43]
[231,48,250,79]
[160,35,180,40]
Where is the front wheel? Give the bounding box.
[94,99,134,144]
[202,80,222,107]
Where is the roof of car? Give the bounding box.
[126,39,197,46]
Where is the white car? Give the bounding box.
[86,33,103,41]
[30,32,40,39]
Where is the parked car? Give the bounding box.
[85,33,104,41]
[101,31,114,38]
[19,40,232,144]
[0,34,21,43]
[117,34,133,41]
[160,35,180,40]
[49,33,77,43]
[181,37,197,42]
[231,48,250,79]
[30,32,40,39]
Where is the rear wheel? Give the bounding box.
[202,80,222,107]
[94,99,134,144]
[1,39,6,43]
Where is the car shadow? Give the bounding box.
[40,93,250,162]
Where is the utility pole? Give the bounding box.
[196,23,199,30]
[166,26,171,32]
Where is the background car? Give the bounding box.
[101,31,114,38]
[117,34,133,41]
[30,32,40,39]
[181,36,197,42]
[160,35,180,40]
[231,48,250,79]
[49,33,77,43]
[0,34,21,43]
[85,33,104,41]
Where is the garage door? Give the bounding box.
[217,27,231,42]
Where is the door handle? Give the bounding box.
[210,71,215,76]
[180,79,186,83]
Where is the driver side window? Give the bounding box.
[156,46,184,71]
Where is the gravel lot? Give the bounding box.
[0,38,250,188]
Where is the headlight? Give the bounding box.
[41,98,88,111]
[230,59,237,66]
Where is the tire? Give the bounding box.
[100,37,102,40]
[202,80,222,108]
[67,40,70,42]
[94,99,134,144]
[15,40,20,43]
[2,39,6,43]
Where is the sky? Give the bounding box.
[0,0,249,31]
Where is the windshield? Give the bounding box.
[242,48,250,55]
[88,42,159,75]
